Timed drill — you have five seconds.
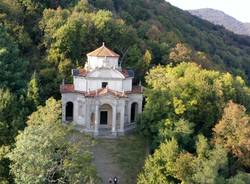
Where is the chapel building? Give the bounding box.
[60,43,143,136]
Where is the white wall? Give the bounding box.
[74,77,87,91]
[87,56,119,70]
[87,79,123,91]
[74,77,133,92]
[123,79,132,91]
[61,91,143,134]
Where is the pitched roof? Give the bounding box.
[87,43,120,57]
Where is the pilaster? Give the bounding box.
[94,103,100,136]
[119,102,125,133]
[112,103,117,136]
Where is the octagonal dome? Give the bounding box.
[86,68,125,79]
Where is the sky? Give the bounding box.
[166,0,250,23]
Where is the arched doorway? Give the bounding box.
[66,102,73,121]
[100,104,112,127]
[131,102,138,123]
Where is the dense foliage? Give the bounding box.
[89,0,250,81]
[213,101,250,168]
[139,62,250,149]
[0,26,28,93]
[138,137,250,184]
[137,63,250,183]
[1,0,250,100]
[1,0,250,183]
[8,98,98,184]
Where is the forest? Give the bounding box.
[0,0,250,183]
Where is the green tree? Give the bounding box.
[0,25,28,93]
[0,0,32,52]
[0,89,20,145]
[0,145,11,184]
[139,62,250,149]
[124,45,144,81]
[0,89,22,184]
[142,49,152,72]
[189,135,228,184]
[39,8,71,48]
[227,172,250,184]
[27,97,61,126]
[18,0,50,11]
[27,72,40,108]
[9,122,98,184]
[137,136,230,184]
[143,50,152,65]
[157,118,194,148]
[8,97,99,184]
[137,139,180,184]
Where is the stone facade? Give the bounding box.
[60,44,143,136]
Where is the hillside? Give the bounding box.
[1,1,250,183]
[189,8,250,36]
[1,0,250,101]
[245,23,250,32]
[88,0,250,81]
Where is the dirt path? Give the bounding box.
[92,139,127,184]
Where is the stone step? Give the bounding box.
[98,130,112,136]
[72,126,123,138]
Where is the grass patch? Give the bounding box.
[99,134,148,183]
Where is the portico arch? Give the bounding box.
[99,104,113,127]
[131,102,139,123]
[66,102,73,121]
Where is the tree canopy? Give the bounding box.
[0,26,28,93]
[137,136,250,184]
[138,62,250,149]
[1,0,250,182]
[137,64,250,183]
[8,98,99,184]
[213,101,250,168]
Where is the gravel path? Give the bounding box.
[92,139,127,184]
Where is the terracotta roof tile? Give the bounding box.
[121,70,129,78]
[78,69,89,77]
[86,88,127,98]
[87,43,120,57]
[60,84,74,93]
[129,86,144,94]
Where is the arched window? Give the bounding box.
[131,102,139,123]
[66,102,73,121]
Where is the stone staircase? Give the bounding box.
[72,125,125,138]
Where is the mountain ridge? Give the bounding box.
[189,8,250,36]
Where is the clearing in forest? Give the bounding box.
[92,135,147,184]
